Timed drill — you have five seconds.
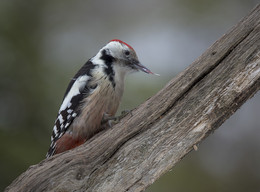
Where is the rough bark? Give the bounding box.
[5,4,260,192]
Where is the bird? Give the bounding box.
[46,39,156,158]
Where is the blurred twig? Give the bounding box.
[5,4,260,192]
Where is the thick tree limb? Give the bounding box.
[5,4,260,192]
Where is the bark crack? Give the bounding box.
[5,4,260,191]
[159,27,254,119]
[99,26,255,167]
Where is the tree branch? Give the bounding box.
[5,4,260,192]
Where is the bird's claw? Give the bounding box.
[101,110,133,127]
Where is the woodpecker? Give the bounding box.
[46,39,155,158]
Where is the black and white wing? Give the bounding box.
[46,61,97,157]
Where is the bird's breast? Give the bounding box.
[69,74,124,139]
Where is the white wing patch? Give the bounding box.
[59,75,89,112]
[46,75,91,158]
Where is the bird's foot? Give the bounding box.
[101,110,133,127]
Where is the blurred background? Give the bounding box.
[0,0,259,191]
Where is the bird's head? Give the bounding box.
[94,39,156,75]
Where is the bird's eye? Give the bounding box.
[125,50,130,56]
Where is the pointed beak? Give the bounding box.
[133,61,159,75]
